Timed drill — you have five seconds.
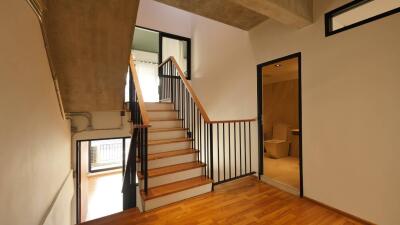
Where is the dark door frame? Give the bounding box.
[75,136,130,224]
[257,52,304,197]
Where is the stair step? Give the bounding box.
[136,149,198,162]
[150,119,182,129]
[151,118,182,122]
[138,162,205,179]
[149,137,192,146]
[148,149,198,160]
[145,102,173,111]
[149,127,188,133]
[141,176,212,200]
[148,109,177,112]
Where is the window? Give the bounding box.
[88,137,130,173]
[160,33,191,79]
[325,0,400,36]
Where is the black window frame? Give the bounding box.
[133,25,192,80]
[159,32,192,80]
[325,0,400,37]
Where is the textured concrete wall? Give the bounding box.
[45,0,139,112]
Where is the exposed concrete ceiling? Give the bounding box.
[44,0,139,112]
[233,0,313,28]
[154,0,268,30]
[154,0,313,30]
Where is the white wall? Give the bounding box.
[190,15,259,175]
[133,0,260,176]
[0,1,72,225]
[250,0,400,224]
[136,0,192,38]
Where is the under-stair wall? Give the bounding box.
[0,1,72,225]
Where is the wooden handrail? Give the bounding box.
[162,56,211,122]
[160,56,256,124]
[208,118,257,124]
[129,54,150,127]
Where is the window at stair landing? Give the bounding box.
[133,50,159,102]
[161,34,191,79]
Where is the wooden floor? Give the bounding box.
[85,172,123,222]
[264,156,300,189]
[81,176,366,225]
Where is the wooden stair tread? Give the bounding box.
[138,162,205,179]
[148,109,177,112]
[136,149,198,162]
[148,127,188,133]
[150,118,182,121]
[145,102,172,104]
[141,176,212,200]
[148,137,192,145]
[148,149,198,160]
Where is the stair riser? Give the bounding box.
[139,167,203,189]
[150,120,182,129]
[149,141,191,154]
[148,130,187,140]
[148,111,178,120]
[138,154,197,169]
[143,183,212,211]
[145,103,173,111]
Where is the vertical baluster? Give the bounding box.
[244,121,247,174]
[239,122,242,176]
[192,100,195,148]
[144,127,148,194]
[197,109,200,162]
[200,116,203,175]
[203,118,207,177]
[186,92,189,130]
[217,123,220,182]
[223,123,226,181]
[210,123,214,186]
[228,123,231,179]
[248,122,252,172]
[234,122,237,178]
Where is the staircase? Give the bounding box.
[137,102,212,211]
[122,54,256,213]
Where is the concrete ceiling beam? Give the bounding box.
[232,0,313,28]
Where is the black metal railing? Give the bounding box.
[159,57,256,186]
[122,58,149,210]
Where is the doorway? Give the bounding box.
[257,53,303,196]
[76,137,131,223]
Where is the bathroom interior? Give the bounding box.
[262,56,300,194]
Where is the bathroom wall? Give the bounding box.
[263,79,299,156]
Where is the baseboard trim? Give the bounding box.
[260,175,300,196]
[304,197,376,225]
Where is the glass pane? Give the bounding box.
[331,0,400,31]
[89,139,123,172]
[162,37,188,76]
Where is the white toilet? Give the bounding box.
[264,123,289,159]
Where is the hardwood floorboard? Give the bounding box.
[80,176,368,225]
